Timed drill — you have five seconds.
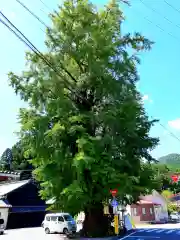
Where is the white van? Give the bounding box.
[0,218,5,235]
[42,213,77,234]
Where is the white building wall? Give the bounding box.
[0,208,9,229]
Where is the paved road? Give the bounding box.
[121,225,180,240]
[1,224,180,240]
[0,227,68,240]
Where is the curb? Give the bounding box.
[79,230,136,240]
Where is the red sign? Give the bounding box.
[110,189,118,196]
[171,175,179,183]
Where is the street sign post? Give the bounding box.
[111,199,118,207]
[171,175,179,183]
[114,215,119,235]
[111,199,118,214]
[110,189,118,197]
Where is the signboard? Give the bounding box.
[171,175,179,183]
[110,189,118,197]
[114,215,119,234]
[111,199,118,207]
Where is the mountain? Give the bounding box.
[158,153,180,167]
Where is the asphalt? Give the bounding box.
[120,227,180,240]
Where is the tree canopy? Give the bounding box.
[9,0,159,237]
[0,141,32,171]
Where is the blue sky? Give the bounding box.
[0,0,180,159]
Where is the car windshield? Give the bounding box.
[63,214,73,221]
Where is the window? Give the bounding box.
[150,208,153,215]
[63,214,73,221]
[133,208,137,216]
[51,216,57,221]
[142,208,146,215]
[58,216,64,222]
[46,216,50,221]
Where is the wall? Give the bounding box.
[131,204,155,222]
[6,181,46,229]
[0,208,9,229]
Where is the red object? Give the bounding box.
[171,175,178,183]
[110,189,118,196]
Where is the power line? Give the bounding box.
[14,0,80,86]
[143,15,180,42]
[0,10,80,103]
[39,0,52,12]
[164,0,180,16]
[149,115,180,143]
[159,123,180,143]
[6,2,180,144]
[130,5,180,143]
[15,0,48,29]
[140,0,180,31]
[132,2,180,42]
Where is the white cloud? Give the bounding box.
[142,94,153,104]
[168,119,180,130]
[142,94,149,101]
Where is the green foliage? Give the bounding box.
[11,141,31,170]
[167,203,179,214]
[0,141,32,171]
[151,162,180,194]
[9,0,159,236]
[161,190,173,201]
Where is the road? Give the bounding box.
[0,227,68,240]
[121,224,180,240]
[1,224,180,240]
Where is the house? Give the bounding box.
[140,190,168,222]
[0,179,46,229]
[0,170,32,182]
[126,190,168,223]
[128,200,160,223]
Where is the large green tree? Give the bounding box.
[9,0,159,237]
[0,141,32,171]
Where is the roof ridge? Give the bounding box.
[0,179,30,186]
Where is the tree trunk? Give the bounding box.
[80,203,113,237]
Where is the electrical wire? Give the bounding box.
[143,15,180,42]
[39,0,52,12]
[6,2,180,144]
[159,123,180,143]
[15,0,48,29]
[130,4,180,143]
[0,10,80,101]
[164,0,180,16]
[140,0,180,31]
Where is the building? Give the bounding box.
[140,190,168,222]
[0,179,46,229]
[129,200,160,223]
[126,190,168,224]
[0,170,32,182]
[0,200,11,228]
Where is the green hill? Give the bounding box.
[158,153,180,168]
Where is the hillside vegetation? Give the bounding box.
[158,153,180,168]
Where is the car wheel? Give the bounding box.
[45,228,50,234]
[63,228,69,235]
